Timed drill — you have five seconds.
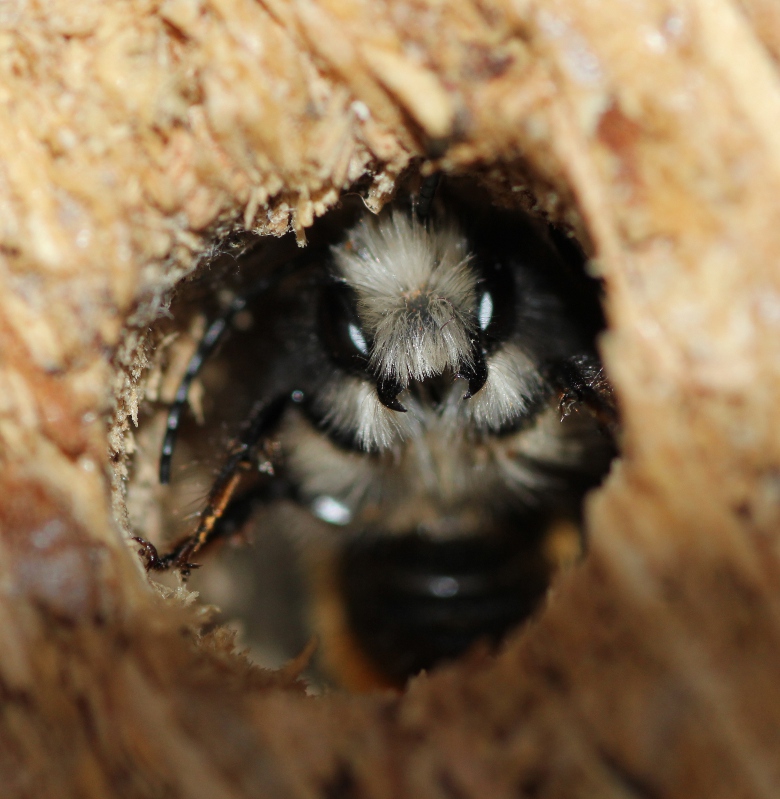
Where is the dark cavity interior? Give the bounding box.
[131,172,615,689]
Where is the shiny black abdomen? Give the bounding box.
[339,519,553,684]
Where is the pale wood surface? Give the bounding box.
[1,0,779,796]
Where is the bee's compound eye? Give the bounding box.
[319,282,371,373]
[477,291,494,331]
[477,261,515,347]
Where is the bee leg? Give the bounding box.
[148,395,289,579]
[131,536,166,571]
[159,259,304,485]
[548,354,618,437]
[159,303,243,485]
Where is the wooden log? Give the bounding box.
[1,0,779,796]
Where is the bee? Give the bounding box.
[135,176,616,688]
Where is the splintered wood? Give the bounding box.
[0,0,779,797]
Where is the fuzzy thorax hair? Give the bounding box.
[332,211,478,387]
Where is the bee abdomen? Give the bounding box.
[338,521,552,685]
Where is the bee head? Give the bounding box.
[330,210,488,411]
